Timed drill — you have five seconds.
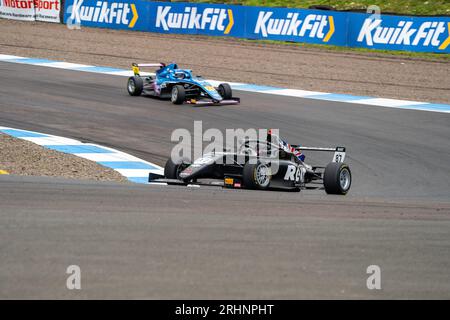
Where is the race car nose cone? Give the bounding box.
[179,167,193,178]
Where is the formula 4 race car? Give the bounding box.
[149,133,351,195]
[127,62,240,106]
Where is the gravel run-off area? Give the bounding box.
[0,133,127,182]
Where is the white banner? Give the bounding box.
[0,0,36,21]
[0,0,61,22]
[35,0,61,23]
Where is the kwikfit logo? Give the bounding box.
[254,11,335,42]
[68,0,138,28]
[358,18,450,50]
[155,6,234,34]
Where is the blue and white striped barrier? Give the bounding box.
[1,54,448,113]
[0,126,163,184]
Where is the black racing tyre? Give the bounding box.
[171,85,186,104]
[218,83,232,100]
[164,157,190,180]
[127,76,143,96]
[243,161,271,190]
[323,162,351,195]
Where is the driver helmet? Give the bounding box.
[174,72,186,79]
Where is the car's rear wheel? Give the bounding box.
[127,76,143,96]
[243,161,271,190]
[164,157,190,180]
[218,83,232,100]
[323,162,351,195]
[171,85,186,104]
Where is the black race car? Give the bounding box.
[149,133,351,194]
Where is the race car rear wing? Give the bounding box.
[239,140,346,163]
[291,146,347,163]
[291,146,345,152]
[131,62,165,76]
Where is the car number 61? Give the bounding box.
[333,151,346,163]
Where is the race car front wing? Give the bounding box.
[185,97,240,106]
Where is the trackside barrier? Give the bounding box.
[0,0,62,22]
[4,0,446,54]
[348,12,450,53]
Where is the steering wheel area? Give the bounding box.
[238,143,257,156]
[174,72,186,79]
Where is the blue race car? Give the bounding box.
[127,62,240,105]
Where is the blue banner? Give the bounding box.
[63,0,450,53]
[244,7,347,46]
[63,0,149,31]
[348,12,450,53]
[146,2,245,37]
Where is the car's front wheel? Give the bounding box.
[164,157,190,180]
[243,161,271,190]
[323,162,351,195]
[171,85,186,104]
[127,76,143,96]
[218,83,232,100]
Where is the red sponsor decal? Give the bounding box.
[34,0,59,10]
[3,0,32,8]
[2,0,59,10]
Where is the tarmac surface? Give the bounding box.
[1,20,449,103]
[0,61,449,298]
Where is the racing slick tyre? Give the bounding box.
[323,162,351,195]
[218,83,232,100]
[164,157,190,180]
[171,85,186,104]
[243,161,271,190]
[127,76,143,96]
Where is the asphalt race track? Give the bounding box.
[1,61,450,298]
